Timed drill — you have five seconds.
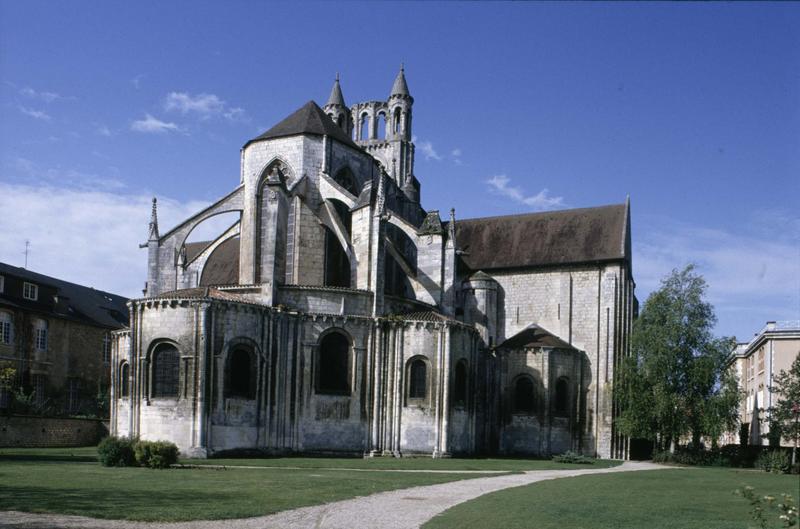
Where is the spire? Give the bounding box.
[448,208,456,242]
[148,197,159,240]
[326,72,346,108]
[389,63,410,98]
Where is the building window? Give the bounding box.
[513,376,536,414]
[102,334,111,364]
[0,275,4,293]
[32,373,46,405]
[359,113,369,141]
[119,362,130,398]
[33,320,48,351]
[152,343,180,398]
[68,378,80,413]
[407,357,428,402]
[316,331,350,395]
[226,347,255,399]
[453,359,468,407]
[554,377,570,416]
[0,312,12,345]
[23,282,38,301]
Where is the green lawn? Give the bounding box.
[424,467,800,529]
[0,459,490,521]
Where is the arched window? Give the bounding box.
[359,113,369,141]
[554,377,570,416]
[377,112,386,140]
[152,343,179,398]
[119,362,130,398]
[513,376,535,414]
[226,348,255,399]
[453,359,468,406]
[337,114,344,129]
[407,358,427,401]
[333,167,359,196]
[324,226,351,288]
[393,107,402,135]
[317,331,349,395]
[0,311,13,345]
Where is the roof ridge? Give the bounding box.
[454,203,626,224]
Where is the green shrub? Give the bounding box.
[97,436,136,467]
[552,451,595,464]
[756,450,791,474]
[133,440,179,469]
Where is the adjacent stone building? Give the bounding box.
[726,320,800,446]
[0,263,129,415]
[111,69,636,459]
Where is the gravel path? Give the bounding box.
[0,461,674,529]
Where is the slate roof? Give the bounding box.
[197,237,240,287]
[395,311,458,323]
[497,324,576,350]
[0,262,129,329]
[147,287,249,303]
[452,203,629,271]
[244,101,359,150]
[390,68,411,97]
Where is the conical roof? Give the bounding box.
[245,101,358,149]
[390,66,410,97]
[326,74,346,107]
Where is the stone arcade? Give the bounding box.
[110,68,636,459]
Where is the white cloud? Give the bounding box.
[418,140,441,161]
[19,106,51,121]
[164,91,247,121]
[96,124,112,137]
[0,181,234,299]
[130,114,180,134]
[20,87,65,103]
[634,214,800,339]
[486,175,564,210]
[451,148,463,165]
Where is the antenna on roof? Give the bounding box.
[23,240,30,269]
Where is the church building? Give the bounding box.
[110,68,636,459]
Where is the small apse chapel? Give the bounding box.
[110,68,636,459]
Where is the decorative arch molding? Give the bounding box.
[220,336,263,362]
[256,157,296,191]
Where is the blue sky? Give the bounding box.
[1,1,798,340]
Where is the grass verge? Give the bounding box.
[0,459,490,521]
[424,467,800,529]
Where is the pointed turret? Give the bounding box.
[389,64,410,98]
[326,73,346,108]
[148,197,159,241]
[322,73,351,134]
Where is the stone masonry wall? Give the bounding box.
[0,415,106,447]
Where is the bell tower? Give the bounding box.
[350,65,419,204]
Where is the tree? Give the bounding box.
[767,354,800,464]
[616,265,739,452]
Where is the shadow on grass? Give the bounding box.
[0,453,97,463]
[0,483,240,521]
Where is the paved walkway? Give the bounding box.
[0,461,675,529]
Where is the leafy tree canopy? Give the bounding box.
[617,265,739,451]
